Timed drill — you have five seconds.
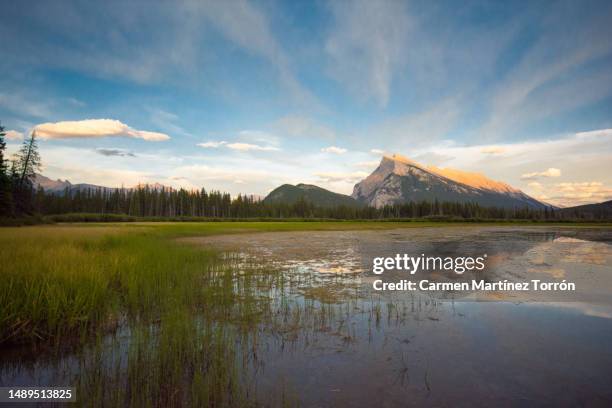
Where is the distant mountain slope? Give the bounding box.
[352,154,548,209]
[34,174,171,193]
[264,183,361,207]
[556,200,612,219]
[34,174,110,193]
[34,174,73,191]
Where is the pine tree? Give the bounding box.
[0,121,6,176]
[15,130,41,188]
[0,122,12,216]
[11,130,41,215]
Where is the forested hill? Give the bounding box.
[263,184,362,208]
[556,200,612,219]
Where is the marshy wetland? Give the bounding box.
[1,222,612,406]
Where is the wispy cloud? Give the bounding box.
[481,146,505,155]
[325,0,411,107]
[354,160,379,169]
[4,130,24,140]
[197,139,279,152]
[528,182,543,189]
[366,97,462,149]
[314,171,368,183]
[321,146,347,154]
[480,7,612,138]
[34,119,170,141]
[226,142,279,152]
[148,108,191,138]
[0,91,53,119]
[236,130,280,147]
[197,141,227,148]
[577,129,612,139]
[273,115,336,141]
[521,168,561,180]
[187,0,317,107]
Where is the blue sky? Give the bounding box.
[1,0,611,206]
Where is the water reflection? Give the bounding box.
[193,227,612,405]
[196,226,612,304]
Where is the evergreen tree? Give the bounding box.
[0,121,6,175]
[11,130,41,214]
[15,130,41,187]
[0,122,14,216]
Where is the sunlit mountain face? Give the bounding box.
[352,155,548,209]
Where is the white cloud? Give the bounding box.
[226,142,279,152]
[321,146,347,154]
[481,146,505,155]
[354,160,379,168]
[521,168,561,180]
[576,129,612,139]
[315,171,369,183]
[370,149,385,155]
[197,136,279,152]
[236,130,280,146]
[34,119,170,141]
[527,182,543,189]
[4,130,24,140]
[197,141,227,148]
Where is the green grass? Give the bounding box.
[5,212,612,225]
[0,222,392,406]
[0,224,285,405]
[1,221,611,406]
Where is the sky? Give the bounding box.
[1,0,611,207]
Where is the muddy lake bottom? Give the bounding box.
[2,226,612,407]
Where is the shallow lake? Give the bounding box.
[185,226,612,406]
[3,226,612,406]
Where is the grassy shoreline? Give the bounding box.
[2,212,612,226]
[3,220,611,343]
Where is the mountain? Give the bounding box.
[264,183,361,207]
[352,154,548,209]
[34,174,109,193]
[34,174,73,191]
[556,200,612,219]
[34,174,172,193]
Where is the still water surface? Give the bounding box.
[194,226,612,406]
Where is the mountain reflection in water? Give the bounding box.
[189,227,612,405]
